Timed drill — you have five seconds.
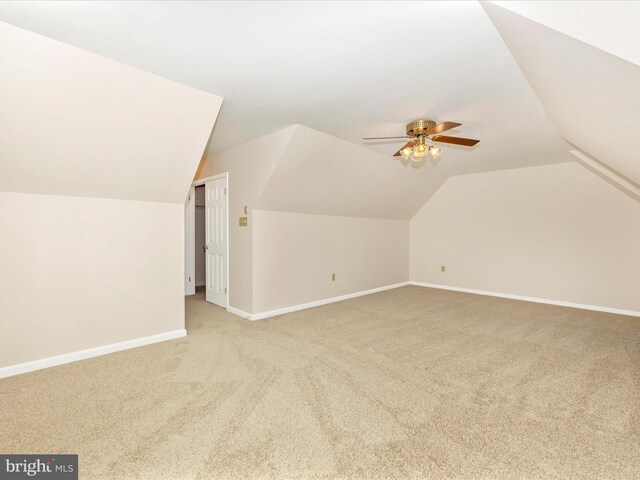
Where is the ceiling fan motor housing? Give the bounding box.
[406,119,437,137]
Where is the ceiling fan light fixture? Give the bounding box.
[400,146,413,160]
[411,150,426,162]
[414,144,428,157]
[364,119,479,160]
[429,146,443,159]
[411,137,428,160]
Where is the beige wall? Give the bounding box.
[195,127,295,313]
[410,163,640,312]
[0,23,222,371]
[252,211,409,313]
[196,127,412,315]
[0,192,184,367]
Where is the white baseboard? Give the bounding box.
[249,282,410,320]
[226,305,251,319]
[0,329,187,379]
[410,281,640,317]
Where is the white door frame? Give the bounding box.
[185,185,196,295]
[185,172,229,308]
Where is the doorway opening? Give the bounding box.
[185,172,229,309]
[194,185,206,290]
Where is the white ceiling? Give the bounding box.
[491,1,640,67]
[0,0,571,173]
[484,2,640,185]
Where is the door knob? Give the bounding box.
[203,245,208,251]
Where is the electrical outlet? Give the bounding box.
[331,273,336,281]
[441,265,446,272]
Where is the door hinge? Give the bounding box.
[225,287,227,294]
[189,276,191,282]
[224,188,227,195]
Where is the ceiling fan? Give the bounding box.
[363,119,479,162]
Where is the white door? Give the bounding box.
[205,177,227,307]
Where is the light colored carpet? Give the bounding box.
[1,286,639,479]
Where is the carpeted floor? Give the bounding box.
[2,286,639,479]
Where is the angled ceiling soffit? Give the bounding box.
[482,2,640,186]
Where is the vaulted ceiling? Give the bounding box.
[1,1,637,212]
[0,1,569,164]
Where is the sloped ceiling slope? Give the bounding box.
[197,126,297,207]
[483,2,640,185]
[490,1,640,67]
[255,125,444,219]
[255,124,572,220]
[0,22,223,203]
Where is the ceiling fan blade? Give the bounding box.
[432,135,480,147]
[363,136,412,140]
[393,141,417,157]
[426,122,462,135]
